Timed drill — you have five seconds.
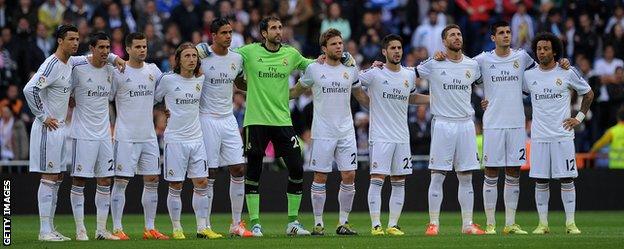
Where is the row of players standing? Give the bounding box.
[22,15,593,242]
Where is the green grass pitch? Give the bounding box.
[7,211,624,248]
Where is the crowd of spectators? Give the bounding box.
[0,0,623,167]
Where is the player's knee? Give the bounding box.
[168,182,183,190]
[505,167,521,177]
[96,177,112,186]
[41,173,61,182]
[341,171,356,184]
[144,175,159,183]
[390,175,406,182]
[560,178,574,184]
[370,174,386,180]
[313,172,328,184]
[72,177,86,186]
[484,167,499,177]
[535,179,550,184]
[208,169,219,179]
[430,170,447,176]
[193,177,209,188]
[229,164,246,177]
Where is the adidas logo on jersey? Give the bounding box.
[210,66,216,70]
[441,71,447,76]
[87,78,93,82]
[489,64,496,69]
[126,78,132,82]
[532,81,537,85]
[382,80,389,85]
[175,87,181,91]
[321,75,326,79]
[257,57,263,62]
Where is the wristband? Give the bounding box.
[575,112,586,122]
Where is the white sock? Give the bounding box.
[457,172,474,228]
[388,180,405,228]
[111,178,128,231]
[230,176,245,225]
[338,182,355,225]
[206,179,215,228]
[167,187,183,230]
[38,179,55,234]
[504,175,520,226]
[428,172,445,225]
[50,181,61,230]
[367,178,383,227]
[70,185,86,231]
[142,182,159,230]
[95,185,111,231]
[535,182,550,225]
[311,182,326,227]
[561,182,576,225]
[193,187,209,232]
[483,175,498,226]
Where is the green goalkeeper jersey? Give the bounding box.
[236,43,313,127]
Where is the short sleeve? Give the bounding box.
[68,55,88,67]
[522,72,530,94]
[294,49,314,71]
[350,66,361,88]
[568,67,591,95]
[416,58,434,79]
[358,67,378,87]
[154,74,167,103]
[521,50,536,70]
[299,64,315,87]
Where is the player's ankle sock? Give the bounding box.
[142,182,158,230]
[388,179,405,228]
[230,176,245,224]
[50,181,61,230]
[245,193,260,224]
[338,182,355,225]
[193,187,209,232]
[483,175,498,225]
[95,185,111,231]
[561,182,576,225]
[367,178,383,227]
[70,185,86,231]
[428,172,445,225]
[535,182,550,225]
[111,178,128,231]
[205,179,215,228]
[504,175,520,226]
[287,192,302,222]
[457,173,474,227]
[167,187,183,230]
[38,179,55,234]
[311,182,326,226]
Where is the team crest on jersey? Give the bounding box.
[116,164,123,171]
[465,70,471,79]
[76,164,82,172]
[196,83,201,92]
[483,155,488,162]
[372,162,378,168]
[37,75,46,87]
[168,169,174,176]
[513,60,520,69]
[107,75,112,83]
[343,72,349,80]
[321,74,326,79]
[556,78,562,86]
[312,159,316,166]
[403,79,409,88]
[47,161,53,169]
[429,157,434,165]
[149,74,155,81]
[282,58,289,66]
[231,63,236,71]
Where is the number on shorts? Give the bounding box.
[402,157,411,170]
[350,153,357,165]
[566,159,576,171]
[108,159,114,171]
[291,136,300,148]
[519,148,526,161]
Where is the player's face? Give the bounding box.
[90,39,111,62]
[536,40,554,65]
[322,36,344,61]
[59,31,79,55]
[382,40,403,64]
[127,39,148,62]
[213,24,233,48]
[443,28,463,52]
[492,26,511,48]
[179,48,199,72]
[263,20,282,44]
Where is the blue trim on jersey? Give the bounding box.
[32,86,44,111]
[72,61,89,70]
[155,71,174,90]
[43,57,59,77]
[39,127,47,171]
[71,138,77,174]
[571,67,584,80]
[352,79,360,86]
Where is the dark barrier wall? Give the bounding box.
[3,168,624,214]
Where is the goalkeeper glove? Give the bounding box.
[340,52,356,67]
[196,43,212,59]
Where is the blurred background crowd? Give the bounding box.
[0,0,623,170]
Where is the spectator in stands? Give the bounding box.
[37,0,65,36]
[502,0,533,22]
[411,9,444,57]
[605,5,624,34]
[354,112,370,156]
[0,104,28,160]
[0,0,8,29]
[0,37,16,85]
[138,0,164,38]
[574,12,599,62]
[144,23,165,64]
[170,0,201,41]
[110,27,126,58]
[13,0,38,31]
[230,20,245,49]
[76,19,91,55]
[155,0,179,19]
[232,0,249,25]
[35,22,53,58]
[200,9,215,43]
[233,92,245,130]
[590,106,624,169]
[511,2,535,52]
[346,40,364,66]
[91,15,109,34]
[410,105,431,155]
[455,0,496,56]
[64,0,92,24]
[604,24,624,60]
[590,46,624,143]
[164,22,182,47]
[321,2,351,41]
[120,0,138,33]
[106,2,129,32]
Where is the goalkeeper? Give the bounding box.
[197,16,355,236]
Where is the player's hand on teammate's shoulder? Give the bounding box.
[481,99,489,110]
[114,57,127,73]
[340,52,357,67]
[434,51,447,61]
[558,58,571,70]
[563,117,581,131]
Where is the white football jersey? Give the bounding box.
[360,66,417,143]
[523,65,591,142]
[199,47,244,117]
[69,58,115,140]
[155,73,204,142]
[475,49,535,129]
[111,63,162,142]
[300,62,360,139]
[417,55,481,119]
